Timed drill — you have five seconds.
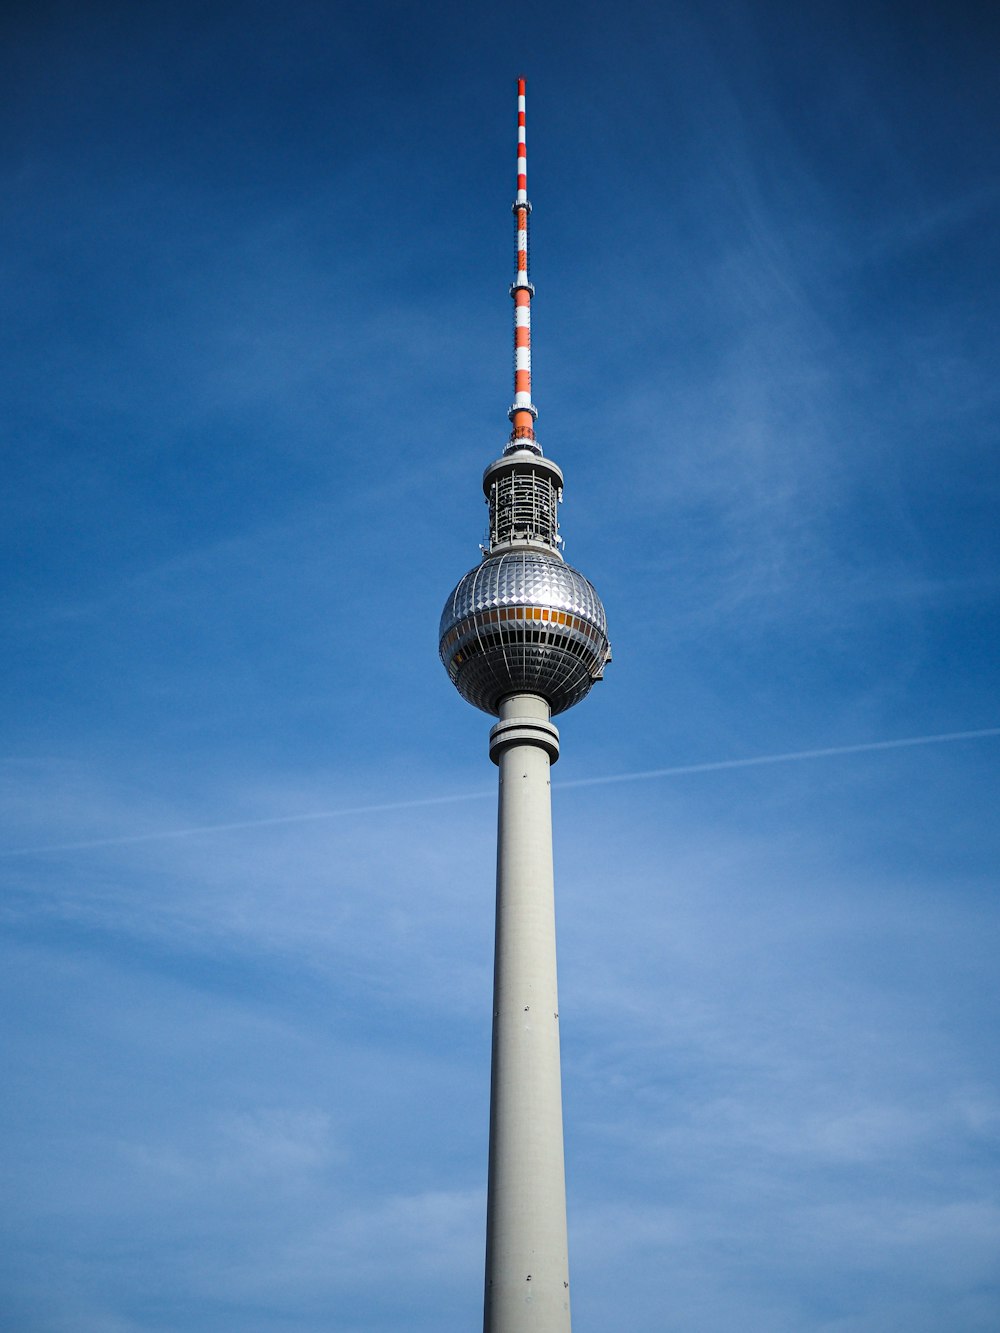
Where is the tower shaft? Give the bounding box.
[485,694,571,1333]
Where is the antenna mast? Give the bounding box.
[508,76,539,453]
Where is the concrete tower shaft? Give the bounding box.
[485,694,570,1333]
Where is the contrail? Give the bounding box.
[1,789,495,857]
[556,726,1000,789]
[4,726,998,857]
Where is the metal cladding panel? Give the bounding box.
[439,552,609,716]
[440,552,607,629]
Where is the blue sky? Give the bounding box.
[2,1,999,1329]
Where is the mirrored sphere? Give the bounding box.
[440,551,609,716]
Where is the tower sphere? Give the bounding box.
[439,549,609,716]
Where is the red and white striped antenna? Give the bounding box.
[508,76,540,453]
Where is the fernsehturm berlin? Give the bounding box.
[438,78,612,1333]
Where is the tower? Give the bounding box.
[439,79,611,1332]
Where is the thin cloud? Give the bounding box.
[6,726,997,858]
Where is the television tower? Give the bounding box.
[439,78,611,1333]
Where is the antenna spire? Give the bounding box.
[508,76,540,454]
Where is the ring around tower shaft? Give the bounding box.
[485,693,571,1333]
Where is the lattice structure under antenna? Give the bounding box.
[488,461,562,549]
